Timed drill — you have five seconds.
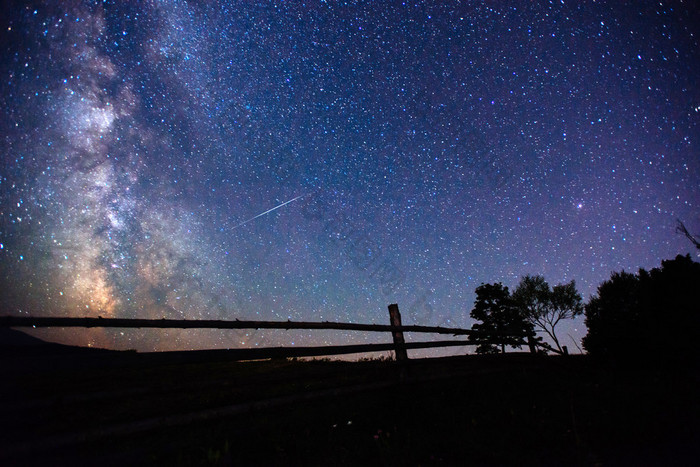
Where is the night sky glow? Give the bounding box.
[1,1,698,354]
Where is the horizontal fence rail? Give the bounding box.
[0,316,474,336]
[111,341,476,363]
[0,304,558,359]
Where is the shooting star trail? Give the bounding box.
[234,194,306,228]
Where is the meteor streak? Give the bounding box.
[234,194,306,228]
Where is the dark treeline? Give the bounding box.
[583,254,700,366]
[469,254,700,367]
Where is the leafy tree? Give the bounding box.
[583,254,700,364]
[469,283,533,354]
[581,271,641,359]
[512,275,583,353]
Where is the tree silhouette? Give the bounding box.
[676,219,700,250]
[581,271,641,359]
[512,275,583,353]
[583,254,700,364]
[469,283,532,354]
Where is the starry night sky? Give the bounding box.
[1,1,698,354]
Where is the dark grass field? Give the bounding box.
[1,338,699,466]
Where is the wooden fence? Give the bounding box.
[0,304,554,360]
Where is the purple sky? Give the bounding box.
[1,1,698,354]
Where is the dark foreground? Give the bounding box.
[1,343,698,466]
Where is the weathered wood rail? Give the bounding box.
[0,304,552,360]
[0,315,471,335]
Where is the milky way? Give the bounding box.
[1,1,698,353]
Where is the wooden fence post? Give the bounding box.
[388,304,408,361]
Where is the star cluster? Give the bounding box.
[1,1,698,353]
